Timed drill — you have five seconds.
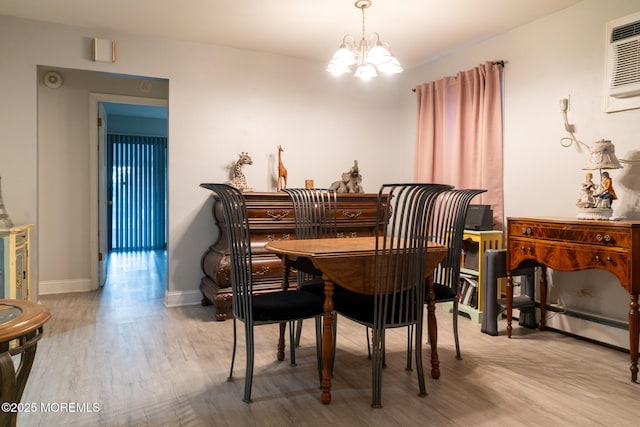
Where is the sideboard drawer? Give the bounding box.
[508,219,632,249]
[508,238,629,278]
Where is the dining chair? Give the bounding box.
[206,183,325,403]
[283,188,339,348]
[332,183,452,408]
[406,188,487,365]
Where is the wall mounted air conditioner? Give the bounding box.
[604,11,640,112]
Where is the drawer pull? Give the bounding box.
[595,255,600,262]
[266,210,290,221]
[253,266,270,276]
[520,227,532,236]
[520,227,533,235]
[342,209,362,219]
[607,256,613,262]
[267,234,291,241]
[596,234,611,242]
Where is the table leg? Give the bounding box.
[277,323,286,362]
[0,329,42,427]
[321,278,335,404]
[277,259,293,362]
[539,266,547,331]
[506,274,513,338]
[629,293,639,382]
[426,276,440,379]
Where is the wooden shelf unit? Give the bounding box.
[455,229,503,322]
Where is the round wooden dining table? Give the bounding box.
[265,236,447,404]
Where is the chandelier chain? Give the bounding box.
[361,5,366,40]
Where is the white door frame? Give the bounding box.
[88,93,168,289]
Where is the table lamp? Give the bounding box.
[576,139,623,219]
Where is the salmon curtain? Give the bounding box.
[413,61,504,229]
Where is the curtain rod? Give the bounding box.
[411,60,505,92]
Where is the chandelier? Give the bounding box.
[326,0,403,79]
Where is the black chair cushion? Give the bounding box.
[252,290,324,322]
[333,290,420,325]
[432,282,457,302]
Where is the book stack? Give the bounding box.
[458,273,479,309]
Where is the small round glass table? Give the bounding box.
[0,300,51,427]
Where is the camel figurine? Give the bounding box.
[226,152,254,192]
[277,145,288,190]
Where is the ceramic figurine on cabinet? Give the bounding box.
[576,171,618,220]
[576,172,597,208]
[594,171,617,208]
[329,160,365,193]
[277,145,288,191]
[226,152,254,192]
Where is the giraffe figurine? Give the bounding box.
[277,145,288,191]
[226,152,253,192]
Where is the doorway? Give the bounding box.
[90,94,168,289]
[103,104,168,252]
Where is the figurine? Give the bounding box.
[576,172,596,208]
[329,160,365,193]
[277,145,288,190]
[226,152,254,192]
[594,171,617,208]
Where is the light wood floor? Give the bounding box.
[19,251,640,426]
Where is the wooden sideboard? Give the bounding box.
[199,189,384,320]
[505,216,640,381]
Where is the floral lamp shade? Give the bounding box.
[582,139,623,170]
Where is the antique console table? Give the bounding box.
[199,188,384,320]
[505,216,640,381]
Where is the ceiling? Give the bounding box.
[2,0,581,69]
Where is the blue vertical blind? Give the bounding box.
[108,134,167,251]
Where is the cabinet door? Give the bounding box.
[14,242,28,300]
[0,236,5,298]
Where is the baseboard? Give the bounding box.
[164,290,203,307]
[39,279,95,295]
[544,308,629,351]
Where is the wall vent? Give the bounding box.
[604,11,640,112]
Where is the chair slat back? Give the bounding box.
[205,184,253,323]
[372,183,452,330]
[285,188,338,239]
[429,189,487,292]
[285,188,338,284]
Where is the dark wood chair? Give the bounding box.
[204,184,324,403]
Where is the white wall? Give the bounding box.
[402,0,640,222]
[0,15,406,302]
[400,0,640,344]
